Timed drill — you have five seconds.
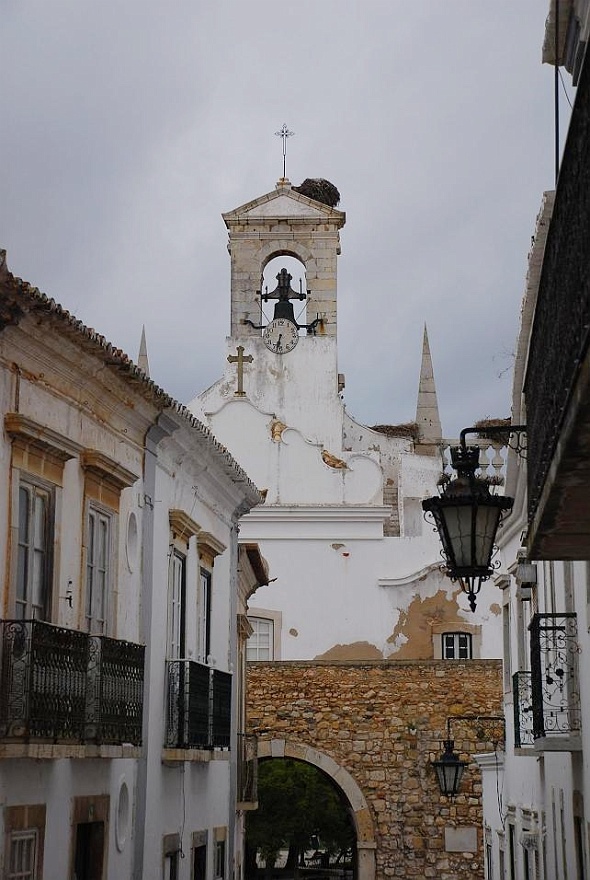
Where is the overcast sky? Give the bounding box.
[1,1,571,438]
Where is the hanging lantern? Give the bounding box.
[431,740,468,797]
[422,446,513,611]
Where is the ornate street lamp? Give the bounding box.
[431,740,467,798]
[422,425,525,611]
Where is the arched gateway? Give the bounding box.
[257,739,377,880]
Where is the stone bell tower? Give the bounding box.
[222,178,346,339]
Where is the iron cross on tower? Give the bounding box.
[275,123,294,179]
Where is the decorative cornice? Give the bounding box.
[378,562,442,588]
[242,505,391,524]
[81,450,139,492]
[198,530,227,559]
[169,509,201,540]
[5,412,83,461]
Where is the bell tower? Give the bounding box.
[222,178,346,339]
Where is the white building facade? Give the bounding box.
[0,252,263,880]
[476,4,590,876]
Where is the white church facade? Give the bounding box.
[189,180,507,878]
[189,178,504,665]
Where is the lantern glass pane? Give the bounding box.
[434,759,465,797]
[441,505,474,568]
[440,502,502,572]
[473,505,502,568]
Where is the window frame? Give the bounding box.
[214,840,226,880]
[85,503,114,635]
[197,567,212,664]
[6,828,39,880]
[167,548,187,660]
[247,617,274,661]
[15,476,55,622]
[3,805,46,880]
[441,632,473,661]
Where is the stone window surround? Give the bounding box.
[4,804,46,880]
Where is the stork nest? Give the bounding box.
[370,422,420,440]
[294,178,341,207]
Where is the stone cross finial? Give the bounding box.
[227,346,253,396]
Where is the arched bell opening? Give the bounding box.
[260,254,308,332]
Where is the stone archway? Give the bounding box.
[257,738,376,880]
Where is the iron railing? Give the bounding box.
[524,50,590,521]
[166,660,232,750]
[86,635,144,745]
[211,669,232,748]
[513,671,534,748]
[529,613,581,742]
[237,733,258,805]
[0,619,145,745]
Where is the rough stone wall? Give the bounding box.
[247,660,503,880]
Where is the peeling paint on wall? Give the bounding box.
[387,589,468,659]
[314,641,384,661]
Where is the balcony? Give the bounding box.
[0,619,145,756]
[529,613,581,750]
[237,733,258,809]
[165,659,232,758]
[524,50,590,558]
[512,671,534,750]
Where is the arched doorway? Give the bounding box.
[256,739,376,880]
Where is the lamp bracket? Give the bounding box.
[459,424,527,458]
[445,714,505,747]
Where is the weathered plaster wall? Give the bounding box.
[247,660,503,880]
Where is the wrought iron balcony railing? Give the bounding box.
[86,633,145,745]
[166,659,232,750]
[0,619,145,746]
[237,733,258,806]
[529,613,581,746]
[524,50,590,524]
[512,671,534,749]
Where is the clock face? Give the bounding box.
[262,318,299,354]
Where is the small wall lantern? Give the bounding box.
[431,740,467,798]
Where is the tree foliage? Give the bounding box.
[246,759,355,870]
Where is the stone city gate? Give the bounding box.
[247,660,503,880]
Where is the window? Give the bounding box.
[247,617,274,661]
[191,831,207,880]
[4,805,45,880]
[197,568,211,663]
[163,833,181,880]
[167,550,186,659]
[6,829,39,880]
[214,840,226,880]
[442,632,472,660]
[85,507,112,634]
[16,480,53,621]
[164,852,179,880]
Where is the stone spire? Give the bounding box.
[415,324,442,452]
[138,325,150,377]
